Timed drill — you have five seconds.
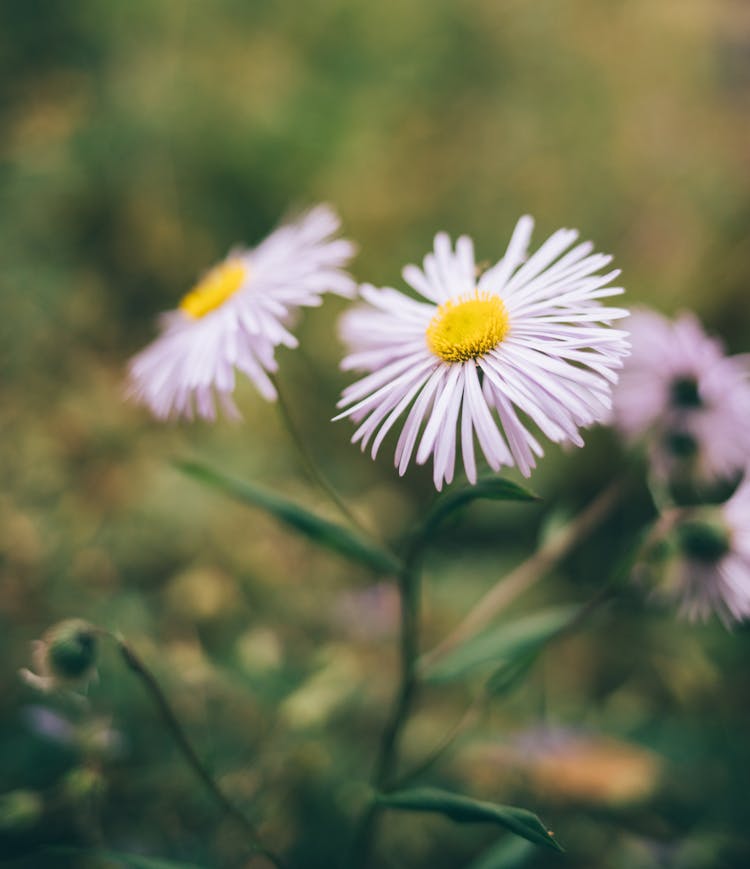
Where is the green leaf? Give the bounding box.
[423,605,578,683]
[421,476,539,538]
[177,460,400,575]
[467,837,535,869]
[376,787,562,852]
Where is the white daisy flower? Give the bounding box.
[660,478,750,625]
[335,216,629,489]
[127,205,356,420]
[613,309,750,481]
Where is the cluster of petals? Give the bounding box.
[127,205,355,421]
[335,216,630,489]
[667,479,750,625]
[613,309,750,481]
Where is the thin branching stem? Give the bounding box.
[349,539,425,867]
[420,476,626,672]
[394,515,648,793]
[113,634,286,869]
[270,372,373,538]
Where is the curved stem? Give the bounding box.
[113,634,286,869]
[271,372,371,537]
[420,476,626,673]
[396,519,645,794]
[374,554,422,787]
[349,544,424,867]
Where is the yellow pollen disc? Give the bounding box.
[426,291,510,362]
[179,260,247,319]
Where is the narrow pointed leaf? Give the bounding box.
[177,460,400,574]
[377,787,562,852]
[424,605,578,683]
[421,476,539,538]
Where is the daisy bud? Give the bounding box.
[644,481,750,626]
[675,517,731,564]
[20,619,98,693]
[663,430,699,460]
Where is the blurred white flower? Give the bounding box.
[613,309,750,481]
[661,478,750,625]
[336,216,629,489]
[127,205,355,420]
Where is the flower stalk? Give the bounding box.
[420,476,625,672]
[271,372,375,540]
[349,540,425,867]
[114,634,286,869]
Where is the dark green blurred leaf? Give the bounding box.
[424,605,578,683]
[467,837,535,869]
[102,856,203,869]
[376,787,562,852]
[177,460,401,574]
[421,477,539,538]
[51,849,204,869]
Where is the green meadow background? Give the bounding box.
[1,1,749,866]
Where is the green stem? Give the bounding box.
[394,523,647,795]
[420,475,626,673]
[349,543,424,867]
[113,635,286,869]
[271,373,371,538]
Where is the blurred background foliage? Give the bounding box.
[1,0,750,866]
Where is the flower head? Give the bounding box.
[20,619,99,694]
[335,216,629,489]
[653,479,750,625]
[613,309,750,482]
[127,205,355,420]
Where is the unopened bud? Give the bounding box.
[20,619,98,693]
[676,519,731,564]
[46,619,98,680]
[663,430,698,459]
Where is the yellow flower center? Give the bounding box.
[179,260,247,319]
[426,291,510,362]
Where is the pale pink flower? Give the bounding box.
[335,216,629,489]
[613,309,750,481]
[127,205,355,420]
[662,478,750,625]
